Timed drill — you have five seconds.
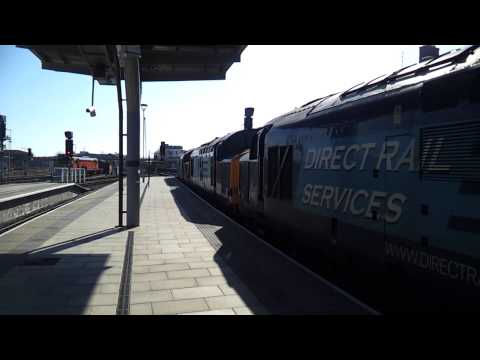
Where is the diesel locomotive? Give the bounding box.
[54,155,112,175]
[178,45,480,308]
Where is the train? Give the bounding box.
[54,155,112,175]
[72,156,101,174]
[177,45,480,309]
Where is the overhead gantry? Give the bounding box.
[18,45,247,227]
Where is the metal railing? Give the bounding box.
[52,167,86,184]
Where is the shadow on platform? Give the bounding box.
[165,177,320,314]
[164,176,375,315]
[0,227,128,315]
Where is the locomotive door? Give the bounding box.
[383,133,418,248]
[211,151,215,193]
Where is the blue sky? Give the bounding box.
[0,45,466,157]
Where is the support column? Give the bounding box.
[124,55,141,227]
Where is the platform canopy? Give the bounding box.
[17,45,247,84]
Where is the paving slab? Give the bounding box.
[181,309,236,315]
[166,269,210,279]
[130,303,153,315]
[195,276,230,286]
[149,278,197,291]
[172,286,223,300]
[151,298,209,315]
[130,290,172,304]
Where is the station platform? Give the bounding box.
[0,176,377,315]
[0,182,61,200]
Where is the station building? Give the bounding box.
[153,142,185,171]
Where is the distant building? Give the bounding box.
[76,151,118,161]
[1,149,29,169]
[152,142,185,172]
[30,156,56,170]
[0,114,11,152]
[0,149,55,178]
[154,142,185,161]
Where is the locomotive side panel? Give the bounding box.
[262,91,422,263]
[385,71,480,294]
[261,69,480,297]
[179,47,480,305]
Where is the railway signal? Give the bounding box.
[65,131,74,158]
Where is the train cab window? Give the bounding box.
[267,145,293,199]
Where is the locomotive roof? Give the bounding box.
[189,128,258,161]
[180,149,193,161]
[219,128,260,144]
[205,134,230,148]
[267,45,480,128]
[193,135,228,153]
[196,128,258,153]
[73,156,98,161]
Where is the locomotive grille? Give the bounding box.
[420,121,480,182]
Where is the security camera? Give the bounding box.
[86,106,96,117]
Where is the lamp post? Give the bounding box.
[141,103,148,183]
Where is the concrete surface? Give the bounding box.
[0,176,374,315]
[0,182,61,200]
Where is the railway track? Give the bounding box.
[0,175,52,184]
[0,174,118,184]
[84,175,118,189]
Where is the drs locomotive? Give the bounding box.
[178,45,480,308]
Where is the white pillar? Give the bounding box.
[125,54,141,227]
